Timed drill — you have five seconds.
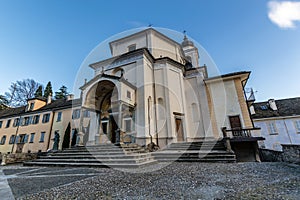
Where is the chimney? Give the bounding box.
[66,94,74,101]
[249,105,256,115]
[47,93,52,104]
[268,99,277,111]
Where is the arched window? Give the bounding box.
[157,97,165,120]
[191,103,199,122]
[187,56,192,62]
[148,96,152,119]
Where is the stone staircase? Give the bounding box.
[152,140,236,163]
[23,143,157,168]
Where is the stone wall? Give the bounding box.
[282,144,300,164]
[1,153,38,165]
[259,149,283,162]
[260,144,300,164]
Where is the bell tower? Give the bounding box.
[181,33,199,68]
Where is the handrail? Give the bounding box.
[222,127,261,138]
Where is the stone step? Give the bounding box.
[153,150,234,155]
[61,149,124,153]
[24,160,158,168]
[29,157,154,164]
[154,155,235,160]
[157,158,236,163]
[166,147,226,151]
[24,143,157,168]
[39,153,152,160]
[153,141,236,163]
[167,143,225,148]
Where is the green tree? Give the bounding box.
[34,85,43,98]
[62,122,71,149]
[43,81,53,98]
[55,85,69,99]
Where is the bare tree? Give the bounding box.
[5,79,42,107]
[0,95,8,110]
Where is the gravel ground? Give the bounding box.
[3,162,300,200]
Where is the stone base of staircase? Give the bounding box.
[152,140,236,163]
[24,143,157,168]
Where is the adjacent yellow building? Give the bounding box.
[0,95,84,154]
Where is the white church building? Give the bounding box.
[78,28,261,150]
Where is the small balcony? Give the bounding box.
[221,127,264,142]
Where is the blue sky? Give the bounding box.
[0,0,299,102]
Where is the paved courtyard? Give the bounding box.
[0,162,299,199]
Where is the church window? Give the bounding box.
[157,98,165,120]
[186,56,192,63]
[127,91,131,99]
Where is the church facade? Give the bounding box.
[79,28,259,148]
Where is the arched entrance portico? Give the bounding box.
[81,77,136,145]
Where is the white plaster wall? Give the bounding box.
[184,77,205,139]
[151,36,181,63]
[111,35,148,57]
[165,64,186,140]
[254,117,300,151]
[110,30,183,64]
[208,80,245,137]
[154,66,168,139]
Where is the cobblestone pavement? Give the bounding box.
[0,162,299,199]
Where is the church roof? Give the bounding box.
[252,97,300,119]
[204,71,250,87]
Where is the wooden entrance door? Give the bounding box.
[175,118,184,142]
[229,116,242,130]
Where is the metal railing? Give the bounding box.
[222,127,260,138]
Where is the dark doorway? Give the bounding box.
[109,115,118,143]
[175,118,184,142]
[229,115,242,130]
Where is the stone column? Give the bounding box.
[86,111,99,146]
[116,102,123,144]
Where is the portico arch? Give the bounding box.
[84,80,120,144]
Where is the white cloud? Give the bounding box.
[268,1,300,29]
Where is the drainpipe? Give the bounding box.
[283,119,292,144]
[148,97,153,143]
[46,111,56,150]
[11,114,21,154]
[152,64,159,146]
[242,81,255,128]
